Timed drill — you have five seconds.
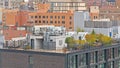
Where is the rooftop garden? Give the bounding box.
[64,30,116,51]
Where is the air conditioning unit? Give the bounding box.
[34,30,40,36]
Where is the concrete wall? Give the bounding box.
[35,39,43,49]
[49,36,66,50]
[43,35,66,50]
[74,12,87,31]
[0,35,4,48]
[84,28,112,37]
[112,26,118,35]
[118,26,120,34]
[0,49,66,68]
[74,11,90,31]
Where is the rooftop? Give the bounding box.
[1,48,69,54]
[1,43,120,54]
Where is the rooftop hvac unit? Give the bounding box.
[34,30,40,36]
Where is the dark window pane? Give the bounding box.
[35,16,37,18]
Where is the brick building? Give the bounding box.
[37,3,50,13]
[2,9,74,31]
[116,0,120,8]
[2,4,90,31]
[2,9,19,26]
[2,9,31,27]
[3,26,27,47]
[89,6,99,20]
[28,11,74,31]
[99,7,120,20]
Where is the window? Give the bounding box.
[46,21,48,23]
[108,62,114,68]
[114,60,120,68]
[3,26,9,30]
[50,21,53,24]
[90,66,96,68]
[62,16,65,19]
[79,36,82,40]
[43,16,45,18]
[39,21,41,23]
[29,56,33,64]
[98,63,105,68]
[108,48,113,60]
[70,21,72,25]
[94,16,96,19]
[96,16,98,19]
[5,41,8,47]
[5,2,8,6]
[35,20,37,23]
[50,40,53,42]
[58,16,60,19]
[70,16,72,19]
[68,55,77,68]
[118,48,120,57]
[39,16,41,18]
[50,16,53,19]
[69,27,72,29]
[94,16,97,19]
[58,21,60,24]
[78,54,86,67]
[62,21,65,24]
[43,21,45,23]
[55,21,57,24]
[98,50,105,62]
[90,52,96,64]
[35,16,37,18]
[114,48,118,58]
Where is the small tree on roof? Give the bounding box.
[85,34,96,46]
[91,29,95,35]
[77,28,84,33]
[77,28,81,33]
[65,37,75,48]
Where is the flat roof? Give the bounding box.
[1,43,120,55]
[0,48,70,54]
